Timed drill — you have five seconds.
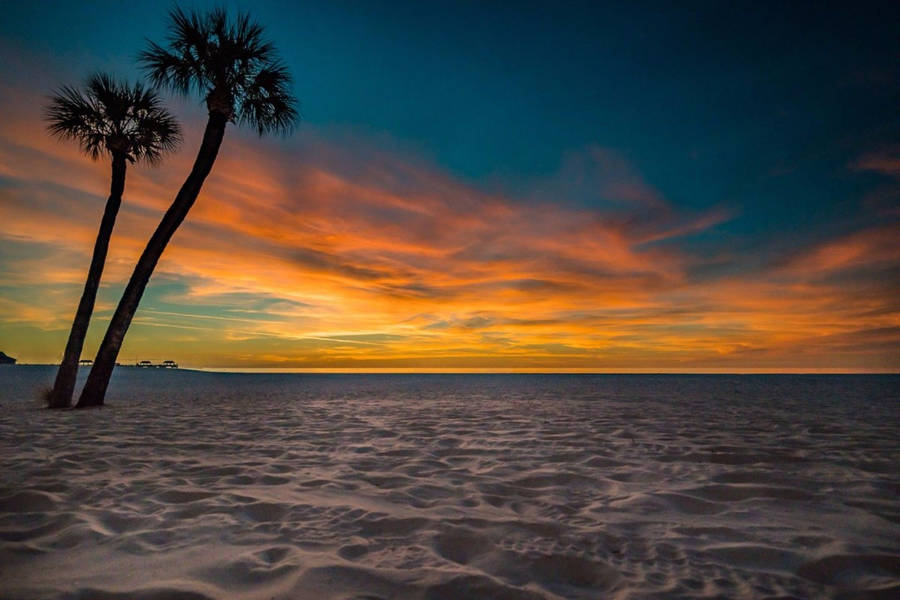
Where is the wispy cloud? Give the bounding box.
[853,151,900,177]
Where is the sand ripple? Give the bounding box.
[1,368,898,599]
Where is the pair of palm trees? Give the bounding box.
[46,8,298,408]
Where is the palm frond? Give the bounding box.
[139,41,197,95]
[45,84,106,161]
[239,63,299,136]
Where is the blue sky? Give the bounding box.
[12,3,897,237]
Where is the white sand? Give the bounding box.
[1,368,898,599]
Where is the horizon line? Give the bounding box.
[197,367,900,375]
[10,364,898,375]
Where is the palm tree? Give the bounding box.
[45,74,181,409]
[77,8,298,407]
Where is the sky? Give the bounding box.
[0,1,898,371]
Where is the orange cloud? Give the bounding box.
[776,224,900,276]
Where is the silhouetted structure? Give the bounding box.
[78,8,297,408]
[0,352,16,365]
[44,75,180,409]
[135,359,178,369]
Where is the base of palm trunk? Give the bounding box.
[75,394,104,408]
[45,388,72,409]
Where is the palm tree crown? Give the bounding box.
[139,7,298,136]
[46,74,181,164]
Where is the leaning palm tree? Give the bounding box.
[45,74,181,409]
[77,8,297,407]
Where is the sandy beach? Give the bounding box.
[1,367,898,599]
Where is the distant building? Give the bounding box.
[0,352,16,365]
[79,359,93,366]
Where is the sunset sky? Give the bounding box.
[1,1,898,371]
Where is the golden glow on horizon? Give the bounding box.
[194,367,897,374]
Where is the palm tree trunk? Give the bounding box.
[47,154,128,408]
[76,112,229,408]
